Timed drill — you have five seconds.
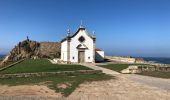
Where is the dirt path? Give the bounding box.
[0,85,63,99]
[83,63,170,91]
[125,74,170,91]
[67,64,170,100]
[67,75,170,100]
[81,63,120,75]
[0,96,64,100]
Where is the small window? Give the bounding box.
[78,36,85,43]
[72,57,75,59]
[88,57,90,59]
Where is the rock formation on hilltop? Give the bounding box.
[7,38,40,61]
[39,42,61,58]
[0,38,61,66]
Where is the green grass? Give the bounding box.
[0,59,113,96]
[138,71,170,79]
[99,64,146,72]
[0,73,112,96]
[0,59,91,74]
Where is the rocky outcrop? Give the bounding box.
[135,58,145,63]
[38,42,60,58]
[0,39,61,66]
[7,39,40,61]
[121,65,141,74]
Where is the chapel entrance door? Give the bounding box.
[78,51,85,63]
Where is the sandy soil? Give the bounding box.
[0,76,170,100]
[67,75,170,100]
[0,85,62,99]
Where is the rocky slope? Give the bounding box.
[0,39,61,66]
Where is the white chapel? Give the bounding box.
[60,25,104,63]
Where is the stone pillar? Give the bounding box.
[92,33,96,63]
[67,30,71,64]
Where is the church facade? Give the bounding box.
[61,26,97,63]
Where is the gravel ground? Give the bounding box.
[67,76,170,100]
[125,74,170,91]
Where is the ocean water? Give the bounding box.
[0,55,5,60]
[1,54,170,64]
[143,57,170,64]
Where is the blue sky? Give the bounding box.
[0,0,170,57]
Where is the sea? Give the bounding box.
[0,54,170,64]
[142,57,170,64]
[0,55,6,60]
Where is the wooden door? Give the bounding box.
[78,51,85,63]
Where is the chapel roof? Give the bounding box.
[95,48,103,51]
[60,26,94,43]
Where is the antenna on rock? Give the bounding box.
[26,32,29,41]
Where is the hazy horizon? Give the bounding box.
[0,0,170,57]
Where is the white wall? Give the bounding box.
[108,56,136,63]
[61,41,67,61]
[95,51,104,62]
[69,29,94,63]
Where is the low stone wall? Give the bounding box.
[138,65,170,72]
[121,65,170,74]
[105,56,145,64]
[0,70,102,79]
[106,56,136,63]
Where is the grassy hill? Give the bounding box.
[0,59,91,74]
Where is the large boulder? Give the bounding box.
[6,39,40,61]
[121,65,141,74]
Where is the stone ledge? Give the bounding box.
[138,65,170,72]
[121,65,170,74]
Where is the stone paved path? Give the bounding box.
[81,63,120,75]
